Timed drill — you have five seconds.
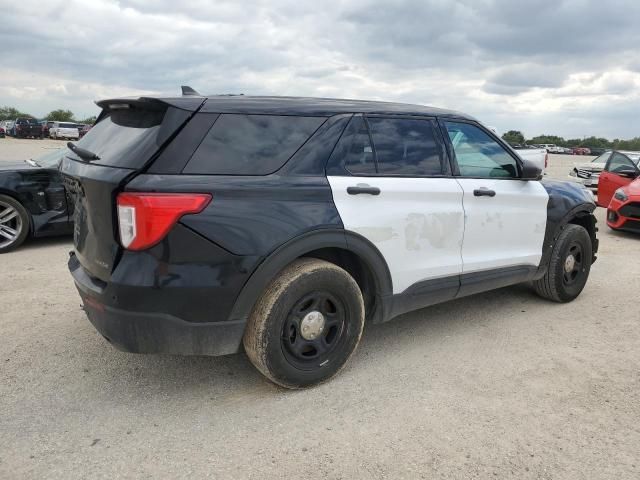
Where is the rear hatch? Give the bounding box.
[61,96,204,281]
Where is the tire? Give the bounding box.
[533,224,592,303]
[243,258,365,389]
[0,194,30,253]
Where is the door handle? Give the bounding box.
[347,185,381,196]
[473,188,496,197]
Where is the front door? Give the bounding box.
[327,114,464,296]
[442,120,549,291]
[597,152,639,207]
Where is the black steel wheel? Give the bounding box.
[281,291,347,370]
[244,258,365,389]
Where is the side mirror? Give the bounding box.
[521,159,542,181]
[614,166,640,179]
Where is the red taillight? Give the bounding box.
[116,193,212,251]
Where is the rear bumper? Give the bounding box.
[68,225,260,356]
[79,294,247,356]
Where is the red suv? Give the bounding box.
[597,151,640,232]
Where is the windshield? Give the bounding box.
[591,152,611,163]
[59,122,76,129]
[32,148,66,168]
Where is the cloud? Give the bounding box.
[0,0,639,138]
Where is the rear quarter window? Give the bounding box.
[183,114,325,175]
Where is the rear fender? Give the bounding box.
[228,229,393,328]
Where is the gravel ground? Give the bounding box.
[1,138,639,479]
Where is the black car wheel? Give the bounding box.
[533,224,592,302]
[0,194,30,253]
[243,258,365,389]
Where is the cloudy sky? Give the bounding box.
[1,0,639,138]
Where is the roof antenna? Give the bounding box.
[181,85,201,96]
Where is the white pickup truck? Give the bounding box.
[512,146,549,174]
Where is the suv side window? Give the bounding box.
[605,152,637,173]
[444,121,518,178]
[367,117,446,176]
[338,115,376,175]
[184,114,325,175]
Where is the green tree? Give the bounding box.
[528,135,566,146]
[46,109,75,122]
[501,130,525,145]
[0,106,32,121]
[78,115,97,125]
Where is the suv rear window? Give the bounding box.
[183,114,325,175]
[72,109,164,169]
[59,123,76,128]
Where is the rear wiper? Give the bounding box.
[67,142,100,162]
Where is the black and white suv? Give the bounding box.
[61,92,598,388]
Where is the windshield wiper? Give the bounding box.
[26,159,41,167]
[67,142,100,162]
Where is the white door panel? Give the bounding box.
[328,176,464,293]
[456,179,548,273]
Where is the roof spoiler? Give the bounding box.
[181,85,202,96]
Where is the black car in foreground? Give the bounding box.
[61,91,598,388]
[0,149,72,252]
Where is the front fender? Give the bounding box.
[537,180,598,277]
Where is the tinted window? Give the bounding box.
[445,122,518,178]
[185,114,325,175]
[73,111,163,168]
[592,152,611,164]
[338,115,375,175]
[368,118,445,176]
[606,152,637,173]
[60,123,76,128]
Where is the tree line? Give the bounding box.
[501,130,640,151]
[0,106,97,125]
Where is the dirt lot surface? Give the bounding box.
[1,138,639,479]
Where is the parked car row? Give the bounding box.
[568,150,640,190]
[0,119,91,139]
[530,144,592,155]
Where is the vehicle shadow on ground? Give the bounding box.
[76,283,539,399]
[606,228,640,241]
[20,235,73,251]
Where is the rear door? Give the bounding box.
[327,114,464,297]
[61,99,199,281]
[598,152,639,207]
[442,120,548,289]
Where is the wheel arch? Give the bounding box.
[536,203,598,279]
[228,229,393,327]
